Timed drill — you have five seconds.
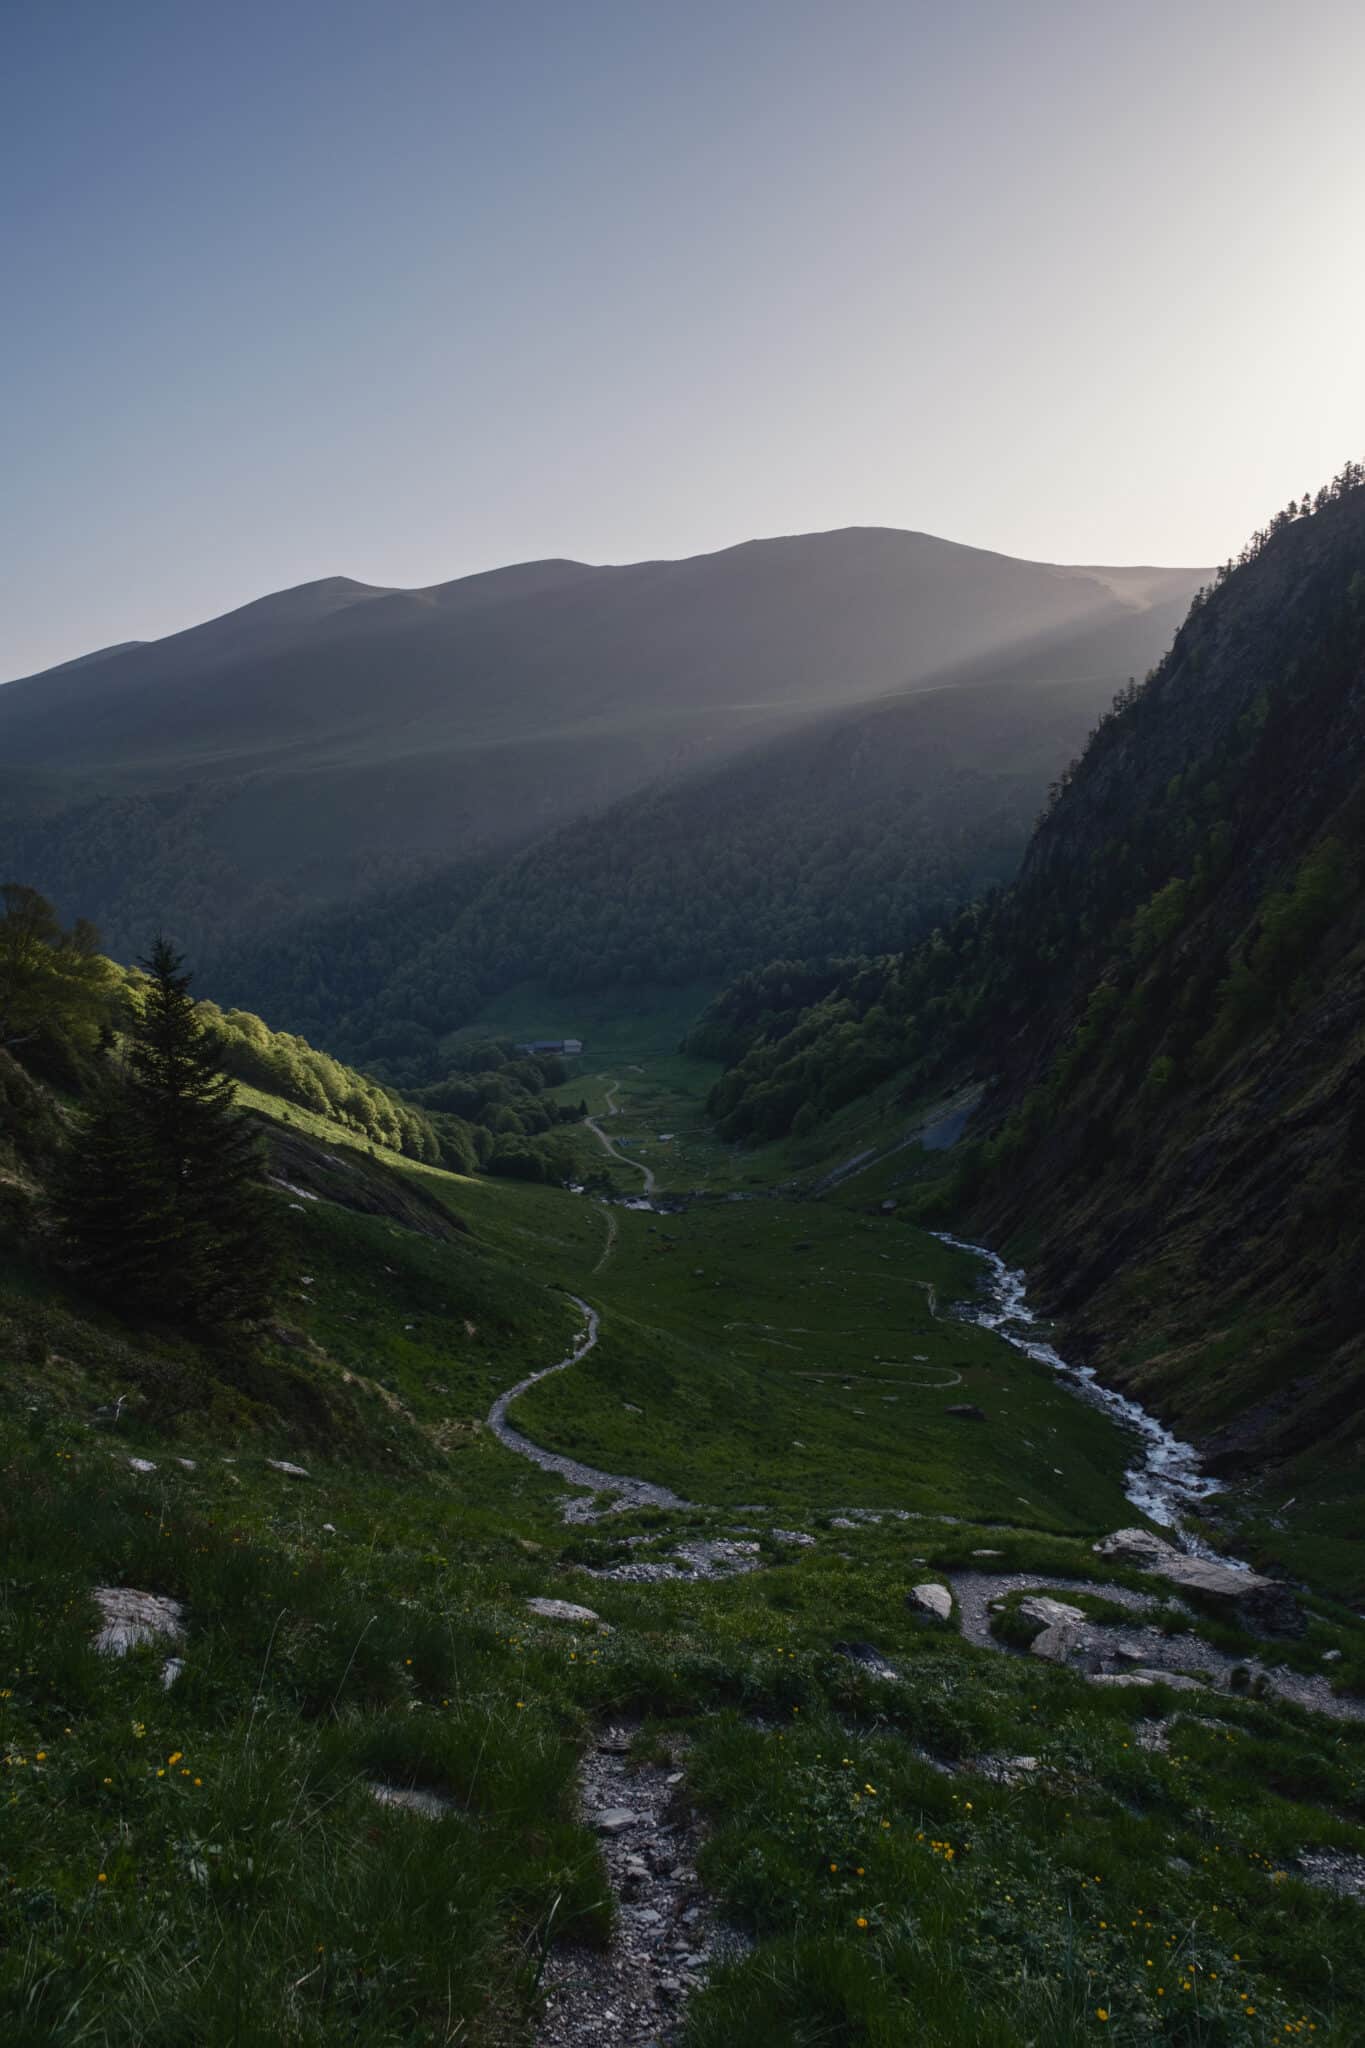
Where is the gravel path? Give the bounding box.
[536,1725,747,2047]
[948,1569,1365,1721]
[487,1295,687,1513]
[949,1570,1158,1650]
[586,1082,657,1196]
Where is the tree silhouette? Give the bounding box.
[60,938,279,1325]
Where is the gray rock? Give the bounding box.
[833,1640,899,1680]
[908,1582,953,1623]
[527,1597,601,1624]
[1094,1529,1301,1634]
[1093,1527,1174,1567]
[975,1753,1040,1783]
[92,1587,185,1657]
[594,1807,639,1834]
[266,1458,310,1479]
[1019,1595,1086,1628]
[1296,1849,1365,1902]
[127,1456,158,1474]
[1030,1622,1102,1672]
[944,1403,986,1422]
[1090,1669,1203,1692]
[1322,1648,1343,1664]
[370,1782,454,1819]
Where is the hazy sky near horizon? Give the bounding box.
[4,0,1364,677]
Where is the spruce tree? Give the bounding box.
[60,939,279,1325]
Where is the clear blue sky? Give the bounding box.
[3,0,1363,676]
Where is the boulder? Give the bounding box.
[1030,1622,1103,1673]
[1019,1595,1086,1628]
[907,1582,953,1623]
[1094,1529,1301,1635]
[1093,1527,1175,1567]
[526,1596,601,1624]
[92,1587,185,1657]
[370,1782,454,1819]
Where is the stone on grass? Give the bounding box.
[1091,1669,1203,1693]
[834,1640,899,1680]
[370,1782,454,1819]
[907,1582,953,1623]
[266,1458,311,1479]
[975,1754,1040,1784]
[1019,1595,1086,1628]
[527,1596,601,1624]
[92,1587,185,1657]
[944,1403,986,1422]
[127,1457,158,1474]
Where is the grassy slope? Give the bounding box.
[4,1056,1365,2044]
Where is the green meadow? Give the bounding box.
[4,1048,1364,2044]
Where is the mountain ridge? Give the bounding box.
[0,526,1208,971]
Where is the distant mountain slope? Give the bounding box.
[0,529,1205,959]
[698,464,1365,1537]
[208,669,1119,1074]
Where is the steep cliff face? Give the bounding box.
[966,478,1365,1475]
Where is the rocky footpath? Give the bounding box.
[536,1724,746,2048]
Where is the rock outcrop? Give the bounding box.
[1093,1530,1301,1634]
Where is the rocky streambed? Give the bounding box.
[934,1233,1233,1550]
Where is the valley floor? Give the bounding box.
[3,1053,1364,2045]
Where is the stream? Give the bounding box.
[934,1232,1234,1558]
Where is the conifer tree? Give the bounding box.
[60,939,279,1324]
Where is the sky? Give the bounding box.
[3,0,1364,678]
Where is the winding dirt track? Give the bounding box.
[585,1081,656,1195]
[486,1294,685,1510]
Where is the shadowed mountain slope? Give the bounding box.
[696,467,1365,1552]
[0,529,1204,959]
[207,667,1119,1073]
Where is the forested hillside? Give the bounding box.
[208,671,1115,1078]
[0,886,584,1184]
[0,530,1203,965]
[700,463,1365,1486]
